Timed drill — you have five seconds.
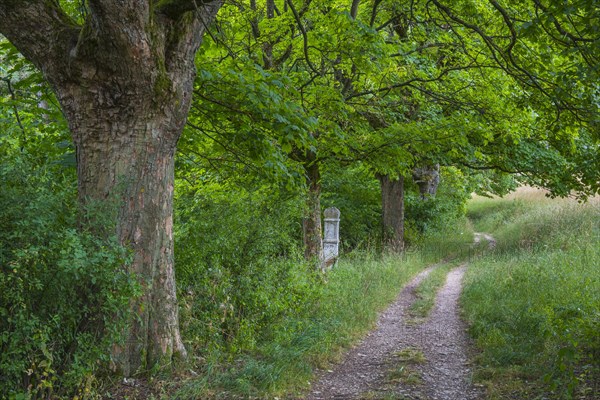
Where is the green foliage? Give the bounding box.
[0,52,137,398]
[0,41,71,164]
[321,163,382,250]
[463,193,600,398]
[184,62,316,187]
[174,177,310,354]
[321,164,473,251]
[1,2,599,400]
[404,167,472,244]
[0,155,137,399]
[419,216,474,264]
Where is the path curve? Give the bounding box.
[473,232,496,249]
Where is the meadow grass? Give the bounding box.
[419,218,474,263]
[463,189,599,399]
[174,229,470,399]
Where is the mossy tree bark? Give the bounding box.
[377,174,405,253]
[302,152,324,264]
[0,0,223,376]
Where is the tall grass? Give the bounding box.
[463,190,599,399]
[174,222,472,399]
[419,217,474,262]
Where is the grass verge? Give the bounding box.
[386,347,425,386]
[462,189,599,399]
[357,347,426,400]
[408,262,457,321]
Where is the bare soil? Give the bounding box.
[305,238,493,400]
[473,232,496,249]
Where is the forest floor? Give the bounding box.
[304,235,496,400]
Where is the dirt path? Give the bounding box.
[473,232,496,249]
[305,266,437,400]
[306,235,495,400]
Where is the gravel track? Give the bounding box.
[405,265,482,400]
[305,235,495,400]
[305,266,437,399]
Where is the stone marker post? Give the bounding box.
[322,207,341,270]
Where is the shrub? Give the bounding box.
[174,182,313,354]
[0,156,136,399]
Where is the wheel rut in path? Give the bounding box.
[306,248,489,399]
[405,265,482,400]
[473,232,496,249]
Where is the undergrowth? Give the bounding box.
[169,175,474,399]
[0,155,136,399]
[172,220,473,399]
[463,190,600,399]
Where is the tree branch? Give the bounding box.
[345,63,481,100]
[429,0,558,112]
[533,0,596,43]
[350,0,360,20]
[162,0,223,77]
[157,0,210,19]
[369,0,382,28]
[0,76,26,145]
[285,0,320,75]
[0,0,79,82]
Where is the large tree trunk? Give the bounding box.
[60,77,191,375]
[73,116,184,375]
[0,0,223,376]
[378,174,405,252]
[303,156,323,263]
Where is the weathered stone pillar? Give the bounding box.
[322,207,341,270]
